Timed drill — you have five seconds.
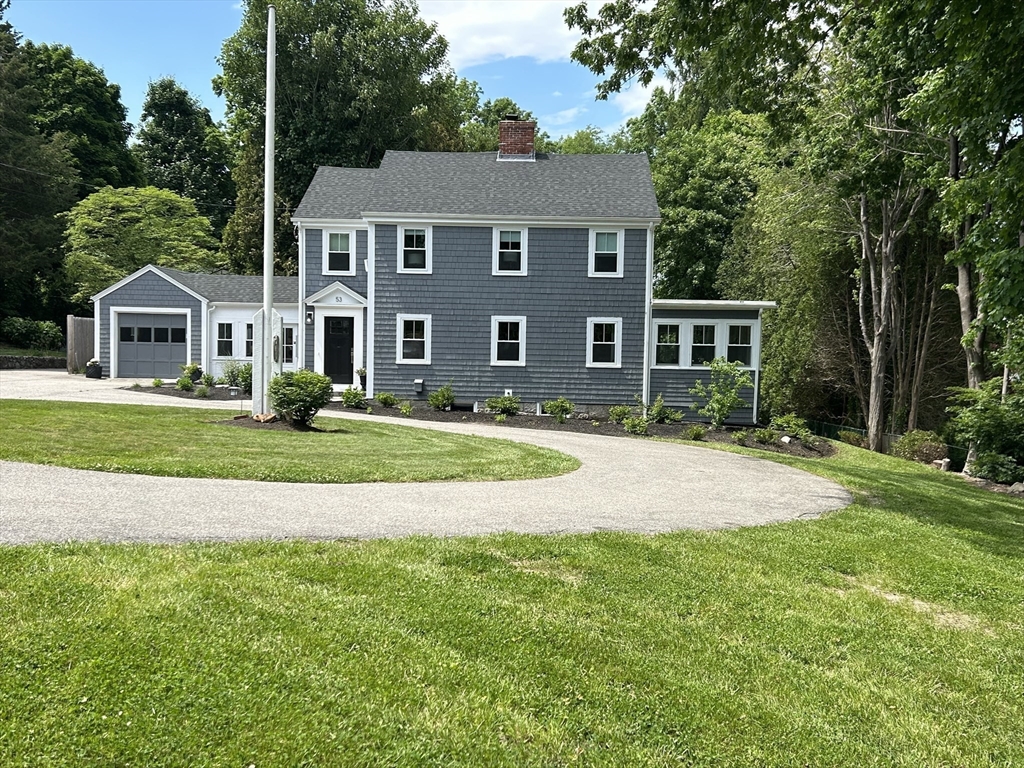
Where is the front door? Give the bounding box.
[324,316,354,385]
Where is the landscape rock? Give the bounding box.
[1010,482,1024,495]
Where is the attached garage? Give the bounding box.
[116,312,188,378]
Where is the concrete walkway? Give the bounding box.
[0,370,851,543]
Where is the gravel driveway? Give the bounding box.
[0,370,851,543]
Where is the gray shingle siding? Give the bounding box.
[303,227,368,370]
[649,369,756,424]
[97,271,202,375]
[372,224,647,404]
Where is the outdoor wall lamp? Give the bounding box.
[305,311,314,325]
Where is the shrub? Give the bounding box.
[175,375,193,392]
[494,413,507,424]
[543,397,575,423]
[152,378,164,388]
[946,378,1024,465]
[623,416,649,436]
[769,413,815,444]
[732,429,748,445]
[754,428,778,445]
[194,384,209,398]
[608,405,633,424]
[635,392,683,424]
[0,317,63,350]
[686,424,707,441]
[268,370,334,425]
[375,392,399,408]
[688,357,754,429]
[222,360,252,392]
[180,362,202,381]
[838,430,865,448]
[200,373,215,387]
[428,381,456,411]
[890,430,948,464]
[972,452,1024,485]
[340,386,366,409]
[486,394,520,416]
[399,401,413,417]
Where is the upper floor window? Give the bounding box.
[217,322,233,357]
[399,226,432,273]
[491,316,526,366]
[493,228,527,275]
[324,230,354,275]
[655,323,680,365]
[589,229,623,278]
[728,324,752,366]
[691,324,716,365]
[397,314,431,364]
[587,317,622,367]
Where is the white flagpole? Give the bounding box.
[260,4,277,413]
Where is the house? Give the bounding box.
[93,117,773,422]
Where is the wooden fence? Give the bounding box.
[66,315,94,374]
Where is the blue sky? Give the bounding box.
[7,0,665,140]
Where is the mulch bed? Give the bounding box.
[214,415,344,433]
[126,384,245,402]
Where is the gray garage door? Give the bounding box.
[117,313,188,378]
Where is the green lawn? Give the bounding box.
[0,345,65,358]
[1,438,1021,765]
[0,400,578,482]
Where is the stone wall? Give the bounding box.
[0,355,67,370]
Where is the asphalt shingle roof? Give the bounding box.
[291,166,378,219]
[159,267,299,303]
[293,151,660,222]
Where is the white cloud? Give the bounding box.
[544,106,585,126]
[552,90,562,97]
[419,1,580,70]
[609,74,671,119]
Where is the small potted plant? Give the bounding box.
[356,366,367,390]
[181,362,203,383]
[85,358,102,379]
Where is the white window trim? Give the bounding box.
[396,313,432,365]
[490,315,527,367]
[109,306,193,379]
[282,324,298,366]
[216,322,234,358]
[588,228,624,278]
[726,323,755,368]
[322,228,356,276]
[398,225,432,274]
[586,317,622,368]
[689,322,720,369]
[652,321,682,368]
[492,227,528,276]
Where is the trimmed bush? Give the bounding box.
[200,373,215,387]
[754,428,778,445]
[638,392,683,424]
[608,405,633,424]
[623,416,649,436]
[340,386,367,409]
[890,430,947,464]
[971,453,1024,485]
[769,413,815,444]
[375,392,399,408]
[486,395,520,416]
[543,397,575,423]
[428,381,456,411]
[175,375,194,392]
[838,430,865,448]
[0,317,63,350]
[686,424,707,441]
[688,357,753,429]
[268,370,334,426]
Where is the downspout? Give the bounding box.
[642,222,654,405]
[366,222,376,398]
[202,299,211,373]
[752,307,762,425]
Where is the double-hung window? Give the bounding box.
[245,323,254,358]
[491,316,526,366]
[396,314,431,364]
[283,326,296,365]
[655,323,680,365]
[400,226,431,273]
[217,323,233,357]
[587,317,622,367]
[691,324,716,365]
[728,325,752,366]
[589,229,623,277]
[324,230,354,275]
[493,228,527,275]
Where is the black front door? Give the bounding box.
[324,316,354,385]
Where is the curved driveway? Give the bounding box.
[0,370,851,543]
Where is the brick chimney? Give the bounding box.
[498,114,536,161]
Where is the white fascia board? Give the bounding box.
[91,264,206,304]
[207,301,299,307]
[290,217,368,228]
[652,299,777,311]
[305,281,367,306]
[361,212,661,228]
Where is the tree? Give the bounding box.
[215,0,470,273]
[460,95,552,152]
[133,78,235,236]
[63,187,220,305]
[19,41,142,193]
[0,5,79,320]
[549,126,627,154]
